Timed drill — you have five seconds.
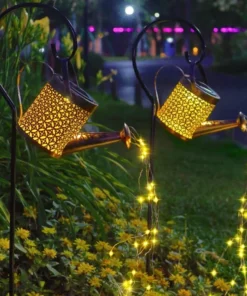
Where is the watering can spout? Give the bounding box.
[192,112,247,138]
[62,123,131,155]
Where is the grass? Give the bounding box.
[90,91,247,250]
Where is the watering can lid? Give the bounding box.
[181,75,220,105]
[49,74,98,112]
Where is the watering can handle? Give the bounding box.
[132,18,206,112]
[154,64,208,113]
[17,62,55,120]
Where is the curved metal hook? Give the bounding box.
[0,2,77,62]
[132,18,206,110]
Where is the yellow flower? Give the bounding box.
[141,274,156,287]
[14,272,20,285]
[163,227,173,234]
[23,206,37,220]
[0,253,6,261]
[100,267,116,278]
[108,203,117,212]
[118,232,133,243]
[114,218,127,228]
[93,187,108,199]
[167,251,182,261]
[86,252,97,261]
[42,227,56,235]
[174,264,187,273]
[95,241,111,252]
[125,259,145,270]
[56,194,67,200]
[60,237,72,248]
[16,228,30,240]
[24,239,36,248]
[178,289,192,296]
[76,262,95,275]
[101,259,111,266]
[0,238,9,250]
[58,216,70,224]
[43,248,57,259]
[61,250,73,258]
[154,268,163,278]
[214,278,231,292]
[109,258,122,268]
[144,291,163,296]
[74,238,89,251]
[171,240,186,250]
[84,213,92,222]
[33,16,50,37]
[130,219,147,231]
[160,278,169,288]
[169,274,185,285]
[89,276,101,288]
[189,275,197,283]
[75,49,82,70]
[26,247,41,259]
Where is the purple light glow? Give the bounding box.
[174,27,184,33]
[113,27,124,33]
[88,26,95,32]
[163,28,172,33]
[111,26,242,34]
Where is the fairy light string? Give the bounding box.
[210,192,247,294]
[106,129,161,295]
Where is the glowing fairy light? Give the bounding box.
[153,196,159,203]
[145,230,150,235]
[134,241,139,248]
[211,269,217,277]
[152,238,157,245]
[227,239,233,247]
[235,235,241,242]
[238,248,245,258]
[143,240,148,247]
[240,196,246,203]
[147,193,154,201]
[123,280,133,293]
[147,182,155,191]
[146,285,151,291]
[139,138,149,160]
[230,280,236,286]
[239,208,245,214]
[239,227,245,233]
[137,196,145,204]
[132,269,136,276]
[109,250,114,257]
[152,228,158,235]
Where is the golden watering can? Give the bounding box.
[156,72,247,140]
[18,74,131,157]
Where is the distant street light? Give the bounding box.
[154,12,160,18]
[125,5,134,15]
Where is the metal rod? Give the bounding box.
[0,3,78,295]
[146,103,156,275]
[132,17,206,275]
[83,0,90,89]
[0,85,17,296]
